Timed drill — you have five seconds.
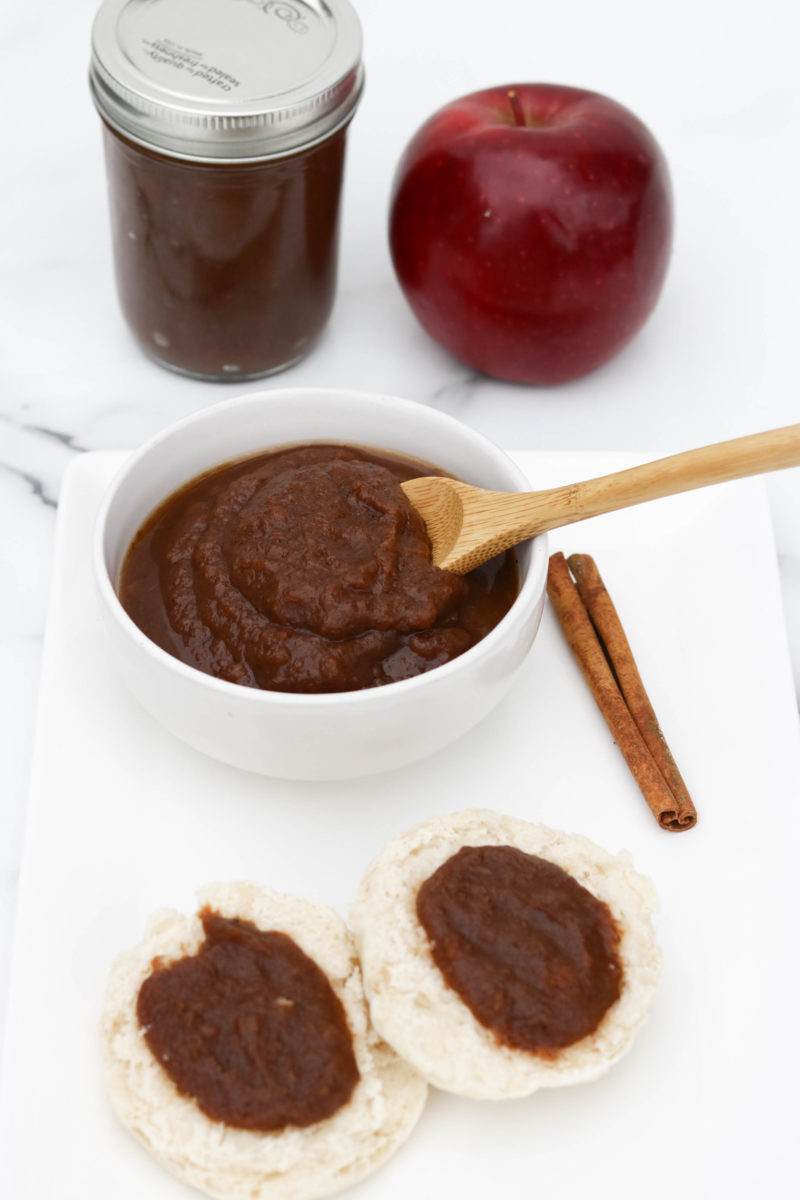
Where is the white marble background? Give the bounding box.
[2,0,798,1045]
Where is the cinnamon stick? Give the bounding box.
[546,552,696,831]
[567,553,696,830]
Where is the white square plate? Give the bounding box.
[2,450,799,1200]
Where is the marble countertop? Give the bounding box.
[2,0,798,1049]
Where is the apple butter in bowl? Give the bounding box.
[94,388,548,778]
[119,443,518,694]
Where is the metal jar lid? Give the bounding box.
[90,0,364,161]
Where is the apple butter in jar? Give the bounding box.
[89,0,364,381]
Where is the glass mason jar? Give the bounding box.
[90,0,364,381]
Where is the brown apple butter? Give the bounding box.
[416,845,623,1055]
[90,0,364,380]
[137,909,360,1130]
[119,444,519,693]
[99,124,348,379]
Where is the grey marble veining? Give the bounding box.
[2,0,799,1052]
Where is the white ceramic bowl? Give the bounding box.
[94,388,548,780]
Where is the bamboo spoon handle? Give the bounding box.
[515,422,800,533]
[425,423,800,572]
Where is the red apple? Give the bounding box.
[389,83,673,385]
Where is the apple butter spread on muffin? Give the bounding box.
[136,910,361,1132]
[118,444,518,694]
[415,843,624,1056]
[350,810,661,1099]
[101,882,427,1200]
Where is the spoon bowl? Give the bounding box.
[402,423,800,573]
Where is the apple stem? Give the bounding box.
[507,90,526,127]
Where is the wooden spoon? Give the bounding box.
[401,423,800,574]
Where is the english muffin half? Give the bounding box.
[350,809,661,1099]
[101,881,427,1199]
